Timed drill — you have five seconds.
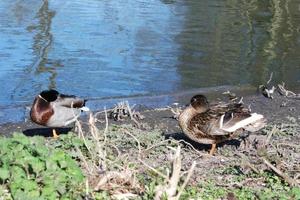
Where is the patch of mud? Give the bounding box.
[1,92,298,136]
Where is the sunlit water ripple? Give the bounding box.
[0,0,299,123]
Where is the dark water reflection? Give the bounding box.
[0,0,299,123]
[176,0,300,89]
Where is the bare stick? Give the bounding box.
[167,146,182,197]
[122,129,142,158]
[94,108,113,118]
[104,108,108,142]
[177,140,207,157]
[175,161,196,200]
[278,82,297,97]
[144,139,174,153]
[126,101,141,128]
[154,146,196,200]
[267,72,273,85]
[238,97,244,104]
[139,158,168,180]
[75,145,94,174]
[125,101,134,120]
[118,128,170,179]
[76,120,94,161]
[265,126,277,146]
[236,152,260,174]
[263,158,298,186]
[154,146,182,200]
[112,193,138,199]
[85,179,89,197]
[276,143,300,149]
[94,170,134,191]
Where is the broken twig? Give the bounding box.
[277,82,297,97]
[263,158,298,186]
[154,146,196,200]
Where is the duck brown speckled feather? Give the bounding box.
[179,95,266,155]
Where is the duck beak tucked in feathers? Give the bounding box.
[30,89,89,138]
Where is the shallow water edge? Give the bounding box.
[0,84,270,125]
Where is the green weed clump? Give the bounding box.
[0,133,85,200]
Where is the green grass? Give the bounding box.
[0,121,299,199]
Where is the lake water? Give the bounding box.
[0,0,299,123]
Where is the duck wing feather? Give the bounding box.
[190,102,252,136]
[54,94,86,108]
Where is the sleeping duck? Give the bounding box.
[179,95,266,155]
[30,89,89,138]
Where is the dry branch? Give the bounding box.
[277,82,298,98]
[222,90,238,101]
[154,146,196,200]
[74,112,145,197]
[264,126,277,146]
[267,72,273,85]
[109,101,145,128]
[263,158,298,186]
[236,153,260,174]
[167,103,182,120]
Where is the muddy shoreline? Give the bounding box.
[0,91,299,137]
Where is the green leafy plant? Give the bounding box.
[0,133,85,200]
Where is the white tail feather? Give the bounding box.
[221,113,264,132]
[219,114,225,128]
[80,106,90,112]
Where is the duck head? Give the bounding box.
[190,94,209,113]
[39,90,59,102]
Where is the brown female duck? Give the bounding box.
[30,90,89,138]
[179,95,266,155]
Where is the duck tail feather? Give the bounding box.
[221,113,265,132]
[244,117,267,132]
[80,106,90,112]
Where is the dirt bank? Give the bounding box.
[0,92,299,137]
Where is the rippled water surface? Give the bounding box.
[0,0,300,123]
